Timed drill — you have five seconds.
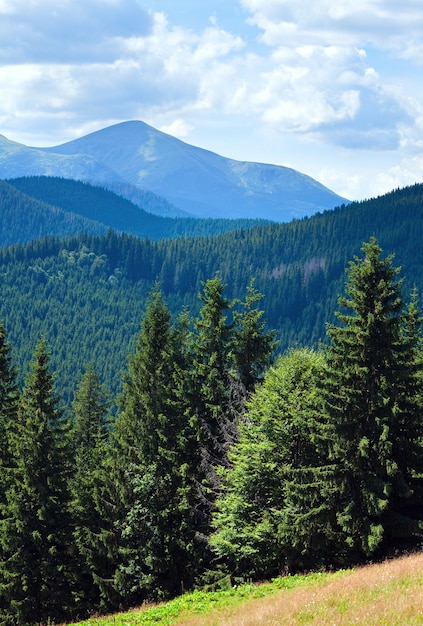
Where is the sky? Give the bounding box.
[1,1,423,201]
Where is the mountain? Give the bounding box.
[0,183,421,403]
[0,132,188,219]
[0,133,120,181]
[101,180,192,218]
[0,121,347,221]
[0,179,109,246]
[3,176,268,244]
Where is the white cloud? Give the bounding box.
[240,0,423,51]
[377,155,423,191]
[0,0,153,63]
[158,119,193,139]
[0,7,253,147]
[1,0,423,199]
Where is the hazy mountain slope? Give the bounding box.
[102,180,192,218]
[0,133,123,182]
[7,176,167,237]
[0,179,108,245]
[5,176,269,242]
[41,120,346,221]
[0,133,192,219]
[0,121,347,221]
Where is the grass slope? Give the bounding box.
[67,552,423,625]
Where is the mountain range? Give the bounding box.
[0,120,347,221]
[1,176,269,246]
[0,182,422,404]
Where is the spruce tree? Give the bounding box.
[0,322,19,499]
[189,275,278,556]
[232,278,278,394]
[382,288,423,541]
[0,322,20,618]
[0,321,19,454]
[324,238,423,558]
[190,275,234,473]
[113,287,202,604]
[0,338,74,625]
[70,363,112,615]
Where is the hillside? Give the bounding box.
[0,183,422,403]
[0,132,120,181]
[0,121,347,221]
[0,179,108,245]
[2,176,268,243]
[67,552,423,625]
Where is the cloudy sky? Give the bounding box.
[1,0,423,201]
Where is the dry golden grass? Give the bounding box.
[176,552,423,625]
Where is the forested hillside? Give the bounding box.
[0,179,108,245]
[0,235,422,625]
[0,183,423,403]
[3,176,268,244]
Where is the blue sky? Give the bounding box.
[1,0,423,201]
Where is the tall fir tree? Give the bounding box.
[69,363,112,615]
[0,322,19,463]
[382,288,423,541]
[323,238,423,559]
[0,338,74,625]
[0,322,20,618]
[232,278,278,395]
[188,275,278,554]
[190,275,234,479]
[0,322,19,498]
[113,286,203,605]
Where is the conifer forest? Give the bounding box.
[0,232,423,625]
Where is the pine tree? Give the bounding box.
[0,322,20,618]
[70,363,112,615]
[0,338,74,625]
[0,322,19,498]
[190,275,234,473]
[382,288,423,542]
[323,238,423,559]
[232,278,278,394]
[113,286,202,604]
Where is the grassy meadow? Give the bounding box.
[66,551,423,625]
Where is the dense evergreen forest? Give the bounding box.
[0,238,422,625]
[4,176,267,242]
[1,183,423,402]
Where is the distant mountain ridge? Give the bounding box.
[0,121,347,221]
[0,182,421,402]
[2,177,269,245]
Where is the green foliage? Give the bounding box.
[6,176,267,242]
[0,187,423,622]
[232,278,278,393]
[323,238,423,558]
[1,183,423,403]
[68,570,335,626]
[0,338,74,625]
[0,321,19,489]
[112,287,203,605]
[211,348,332,578]
[0,323,20,618]
[70,363,113,613]
[213,238,423,578]
[190,275,234,458]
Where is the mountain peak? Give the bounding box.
[0,120,348,221]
